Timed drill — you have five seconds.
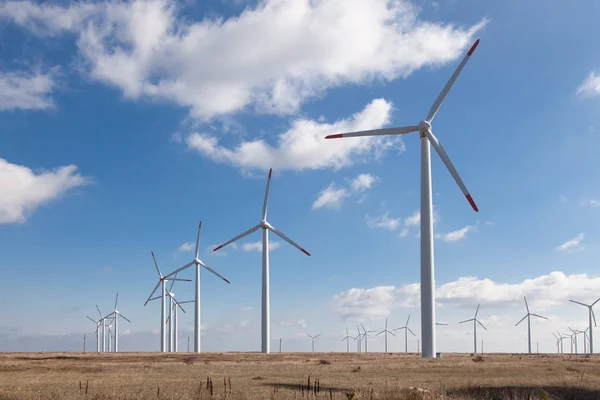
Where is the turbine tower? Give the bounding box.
[306,333,321,352]
[163,221,230,353]
[86,316,101,352]
[341,328,351,353]
[95,306,107,352]
[394,315,416,353]
[459,304,487,354]
[213,169,311,353]
[105,293,130,352]
[515,296,547,354]
[353,326,363,352]
[376,318,396,353]
[360,324,376,353]
[144,252,191,352]
[324,39,481,358]
[569,297,599,354]
[556,331,569,354]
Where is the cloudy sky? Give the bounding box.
[1,0,600,354]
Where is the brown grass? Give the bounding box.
[0,352,599,399]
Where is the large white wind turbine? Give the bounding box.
[105,293,130,352]
[569,297,599,354]
[144,252,191,352]
[213,169,311,353]
[394,315,416,353]
[376,318,396,353]
[341,327,351,352]
[95,306,108,352]
[515,296,547,354]
[306,333,321,352]
[459,304,487,354]
[324,39,481,358]
[164,222,231,353]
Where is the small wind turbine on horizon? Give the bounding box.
[569,297,599,354]
[306,333,320,352]
[213,169,311,354]
[353,326,363,352]
[459,304,487,354]
[105,293,130,352]
[394,315,416,353]
[360,324,376,353]
[324,39,482,358]
[515,296,547,354]
[568,327,583,354]
[164,221,231,353]
[341,328,351,353]
[555,331,569,354]
[86,316,102,353]
[376,318,396,353]
[95,305,108,352]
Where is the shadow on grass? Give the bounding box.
[15,356,82,361]
[262,382,352,393]
[448,385,600,400]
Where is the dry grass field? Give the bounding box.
[0,352,599,399]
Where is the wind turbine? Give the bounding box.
[306,333,320,352]
[360,324,376,353]
[341,328,351,353]
[164,294,187,352]
[569,297,599,354]
[459,304,487,354]
[86,316,101,352]
[376,318,396,353]
[105,293,130,352]
[324,39,481,358]
[163,222,230,353]
[556,331,569,354]
[95,305,107,352]
[213,169,311,353]
[353,326,363,352]
[552,333,561,354]
[582,327,590,354]
[515,296,547,354]
[394,315,416,353]
[144,252,191,352]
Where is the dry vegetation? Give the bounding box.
[0,352,599,399]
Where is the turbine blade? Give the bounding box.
[86,316,97,323]
[195,221,202,259]
[426,129,478,212]
[459,319,473,324]
[168,272,178,293]
[163,261,195,280]
[408,328,416,337]
[151,251,163,278]
[406,314,411,326]
[214,225,261,252]
[476,320,487,331]
[96,305,103,319]
[315,334,321,339]
[325,125,419,140]
[376,331,385,336]
[524,296,530,313]
[262,168,272,220]
[388,331,396,337]
[385,318,388,330]
[569,299,588,307]
[306,333,312,339]
[268,225,311,256]
[592,297,600,307]
[531,314,548,320]
[169,278,193,282]
[426,39,480,122]
[436,323,449,326]
[515,315,527,326]
[393,327,406,331]
[475,304,480,318]
[360,324,366,333]
[144,281,162,306]
[119,314,131,323]
[167,292,186,313]
[592,310,597,327]
[199,260,231,284]
[114,293,119,310]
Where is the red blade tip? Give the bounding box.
[325,134,343,139]
[213,245,223,252]
[465,194,478,212]
[301,248,311,256]
[268,168,272,178]
[467,39,480,56]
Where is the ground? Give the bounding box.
[0,352,599,399]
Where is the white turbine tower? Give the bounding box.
[353,326,363,352]
[213,169,311,353]
[394,315,416,353]
[556,331,569,354]
[459,304,487,354]
[306,333,321,352]
[144,251,191,352]
[324,39,481,358]
[164,221,231,353]
[359,324,376,353]
[569,297,599,354]
[86,316,101,352]
[515,296,547,354]
[95,306,108,352]
[341,328,351,352]
[376,318,396,353]
[105,293,130,352]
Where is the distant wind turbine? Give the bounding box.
[394,315,416,353]
[360,324,376,353]
[86,316,101,352]
[515,297,547,354]
[459,304,487,354]
[569,297,599,354]
[341,328,351,353]
[306,333,321,352]
[376,318,396,353]
[105,293,130,352]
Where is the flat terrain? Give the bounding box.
[1,352,599,399]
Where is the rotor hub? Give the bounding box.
[260,220,269,229]
[418,120,431,132]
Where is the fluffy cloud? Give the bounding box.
[186,99,400,171]
[435,225,474,242]
[332,286,399,320]
[0,69,57,111]
[399,207,439,237]
[577,71,600,97]
[365,212,401,230]
[556,233,584,253]
[178,242,195,252]
[279,319,307,328]
[242,240,280,252]
[312,183,349,210]
[0,0,485,119]
[0,158,91,224]
[349,173,378,192]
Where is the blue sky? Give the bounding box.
[1,0,600,353]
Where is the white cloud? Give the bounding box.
[312,183,348,210]
[178,242,195,252]
[365,213,401,230]
[0,69,57,111]
[0,158,91,224]
[0,0,486,119]
[242,240,280,252]
[556,233,585,253]
[186,99,401,171]
[279,319,307,328]
[332,286,398,320]
[580,198,600,208]
[349,173,378,192]
[435,225,474,242]
[577,71,600,97]
[400,207,439,237]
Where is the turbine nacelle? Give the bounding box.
[418,120,431,132]
[260,220,272,230]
